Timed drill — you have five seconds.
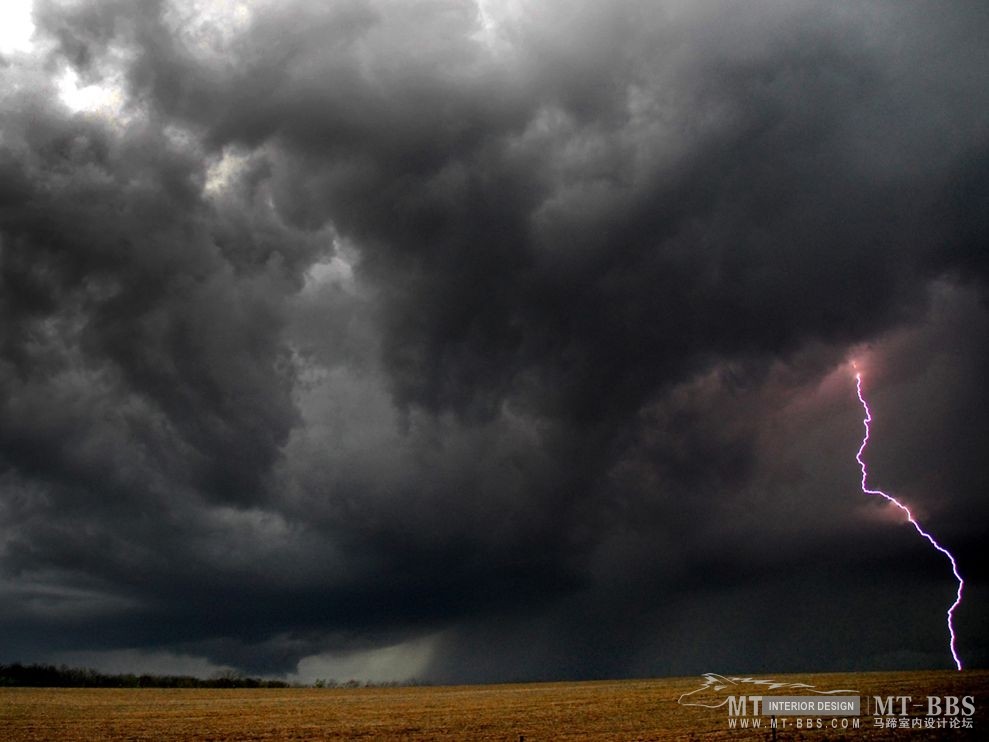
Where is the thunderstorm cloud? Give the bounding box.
[1,0,987,681]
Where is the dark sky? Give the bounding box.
[1,0,987,683]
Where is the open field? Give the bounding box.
[1,670,986,740]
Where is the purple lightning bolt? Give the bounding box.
[854,372,964,671]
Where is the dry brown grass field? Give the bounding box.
[1,670,986,740]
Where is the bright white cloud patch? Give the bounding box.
[289,635,438,685]
[56,66,126,116]
[0,0,35,54]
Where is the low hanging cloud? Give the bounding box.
[1,0,987,681]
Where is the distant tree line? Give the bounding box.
[312,678,424,688]
[0,663,291,688]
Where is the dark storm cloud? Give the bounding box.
[1,0,987,680]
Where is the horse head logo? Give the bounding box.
[678,673,858,708]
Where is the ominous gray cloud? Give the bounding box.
[1,0,987,682]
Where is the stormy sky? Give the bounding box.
[1,0,987,683]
